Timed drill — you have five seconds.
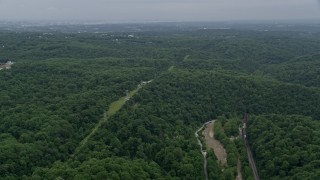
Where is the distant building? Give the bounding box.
[140,80,153,86]
[0,61,15,70]
[0,63,6,69]
[7,61,14,65]
[141,81,148,86]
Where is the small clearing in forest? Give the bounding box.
[203,120,227,166]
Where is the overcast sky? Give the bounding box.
[0,0,319,22]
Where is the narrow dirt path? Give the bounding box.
[236,158,243,180]
[203,120,227,166]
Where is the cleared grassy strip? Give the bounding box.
[107,87,141,117]
[183,54,190,61]
[72,84,143,156]
[168,66,174,72]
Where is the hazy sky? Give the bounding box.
[0,0,319,22]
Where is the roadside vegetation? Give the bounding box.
[205,116,254,180]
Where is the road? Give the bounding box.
[196,114,259,180]
[244,137,260,180]
[242,114,260,180]
[195,122,210,180]
[195,120,228,180]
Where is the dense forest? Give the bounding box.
[1,24,320,179]
[247,115,320,179]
